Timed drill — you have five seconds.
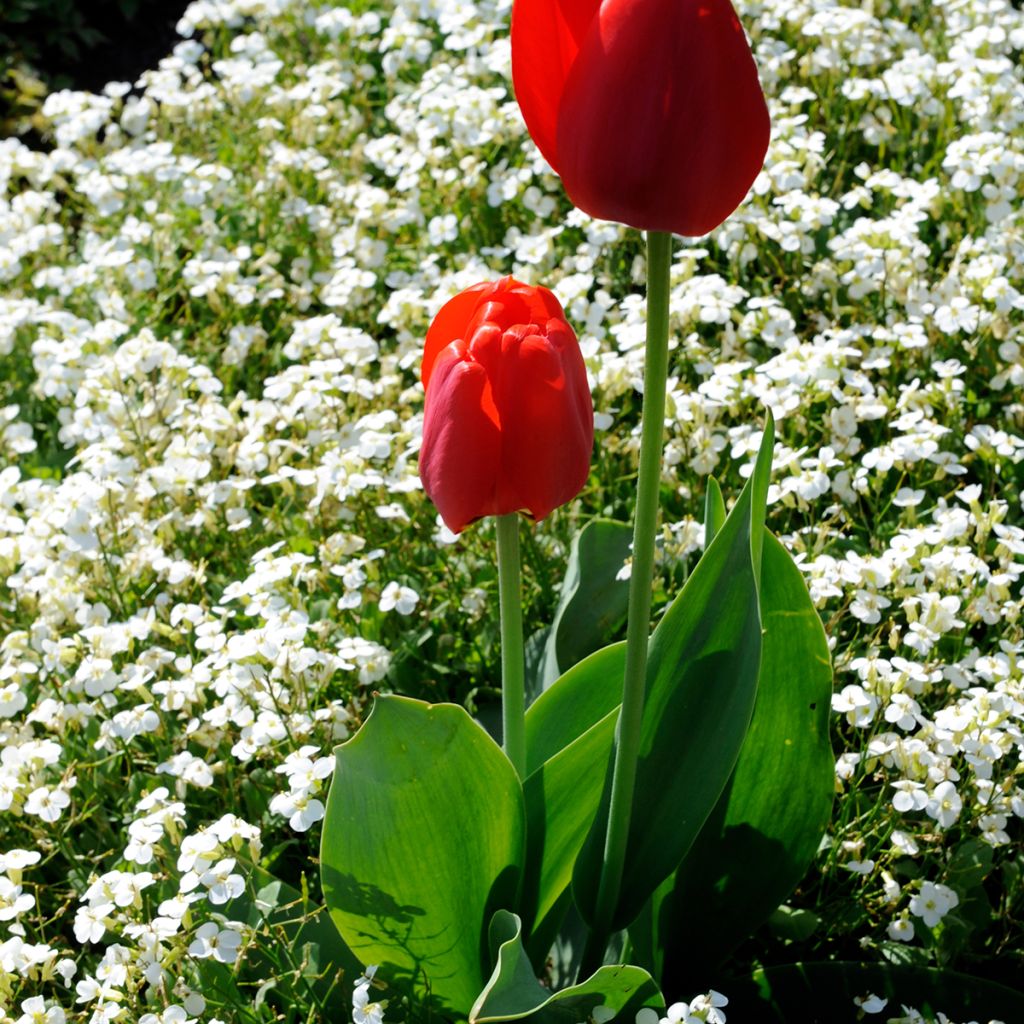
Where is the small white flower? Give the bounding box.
[909,882,959,928]
[853,993,888,1014]
[925,781,962,829]
[378,581,419,615]
[17,996,66,1024]
[887,915,915,942]
[24,786,71,823]
[188,922,243,963]
[199,858,245,905]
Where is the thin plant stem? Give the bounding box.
[496,512,527,779]
[579,230,673,977]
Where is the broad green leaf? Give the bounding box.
[320,695,525,1016]
[536,519,632,693]
[470,910,662,1024]
[524,642,625,775]
[656,531,834,980]
[521,706,619,960]
[726,961,1024,1022]
[573,416,774,930]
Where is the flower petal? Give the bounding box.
[491,325,594,521]
[555,0,770,236]
[511,0,603,170]
[420,343,502,532]
[421,281,495,390]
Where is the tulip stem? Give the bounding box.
[580,230,673,979]
[496,512,527,779]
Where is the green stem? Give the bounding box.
[579,230,673,977]
[496,513,526,779]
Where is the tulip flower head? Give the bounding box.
[511,0,770,237]
[420,278,594,534]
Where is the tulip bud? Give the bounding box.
[511,0,770,237]
[420,277,594,533]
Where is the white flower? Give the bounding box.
[270,790,326,832]
[199,858,245,905]
[909,882,959,928]
[661,991,728,1024]
[887,916,915,942]
[853,993,888,1013]
[17,996,66,1024]
[925,781,962,829]
[24,786,71,823]
[0,877,35,920]
[139,1008,195,1024]
[74,904,112,944]
[353,972,386,1024]
[188,922,243,963]
[379,581,419,615]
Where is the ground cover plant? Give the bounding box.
[0,0,1023,1022]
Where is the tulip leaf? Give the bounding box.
[645,531,835,983]
[535,518,633,694]
[470,910,662,1024]
[524,641,626,775]
[703,476,726,547]
[573,416,774,930]
[725,961,1024,1022]
[320,695,525,1016]
[521,706,620,961]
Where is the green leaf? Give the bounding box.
[522,706,620,960]
[703,477,726,548]
[524,642,625,776]
[938,837,996,961]
[655,531,834,980]
[766,905,822,943]
[470,911,662,1024]
[534,519,632,694]
[320,695,526,1016]
[726,961,1024,1022]
[573,416,774,930]
[946,837,994,892]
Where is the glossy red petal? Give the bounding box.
[490,326,594,522]
[555,0,770,237]
[419,343,502,533]
[511,0,603,170]
[421,281,495,390]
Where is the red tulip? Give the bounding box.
[511,0,770,237]
[420,277,594,534]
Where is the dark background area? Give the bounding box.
[1,0,190,133]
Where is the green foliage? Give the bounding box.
[0,0,143,62]
[652,532,835,986]
[531,519,632,696]
[573,417,773,931]
[230,868,363,1017]
[521,706,619,962]
[471,911,661,1024]
[320,696,526,1016]
[727,961,1024,1023]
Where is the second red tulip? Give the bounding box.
[420,278,594,534]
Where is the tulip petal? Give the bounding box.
[491,327,594,522]
[555,0,770,236]
[511,0,603,170]
[420,343,502,533]
[422,281,495,390]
